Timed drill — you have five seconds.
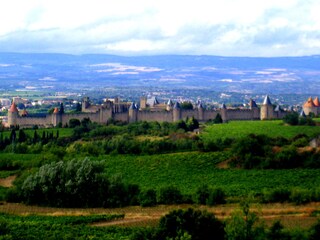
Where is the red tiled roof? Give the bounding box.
[8,103,18,113]
[313,97,320,107]
[303,97,316,108]
[53,107,59,114]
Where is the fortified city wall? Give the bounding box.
[7,95,317,128]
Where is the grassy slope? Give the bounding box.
[202,120,320,141]
[99,152,320,196]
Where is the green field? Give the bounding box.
[93,152,320,197]
[202,120,320,141]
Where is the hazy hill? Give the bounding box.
[0,53,320,94]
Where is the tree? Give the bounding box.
[69,119,81,128]
[139,189,157,207]
[157,208,225,240]
[18,129,27,143]
[225,201,265,240]
[283,112,299,125]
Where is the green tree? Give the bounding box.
[157,208,225,240]
[225,201,265,240]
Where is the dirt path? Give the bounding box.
[0,202,319,228]
[0,175,16,187]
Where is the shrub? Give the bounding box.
[195,184,210,205]
[290,188,312,205]
[157,208,225,240]
[206,188,226,205]
[139,189,157,207]
[262,188,291,203]
[158,186,183,205]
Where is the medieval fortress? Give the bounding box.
[7,95,320,128]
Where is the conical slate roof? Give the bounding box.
[9,102,18,113]
[129,102,137,110]
[173,102,180,109]
[303,97,316,108]
[167,99,173,106]
[263,95,272,105]
[248,99,258,108]
[274,105,282,112]
[300,110,306,118]
[220,103,226,109]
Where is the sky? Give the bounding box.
[0,0,320,57]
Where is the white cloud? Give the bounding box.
[0,0,319,56]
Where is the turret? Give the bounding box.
[173,102,181,122]
[220,103,227,122]
[8,102,19,127]
[303,97,318,116]
[166,99,174,111]
[52,107,62,127]
[249,99,259,119]
[260,95,274,120]
[82,97,90,112]
[128,102,138,123]
[140,96,147,110]
[198,103,204,121]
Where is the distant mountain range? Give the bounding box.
[0,53,320,95]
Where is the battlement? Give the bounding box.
[7,95,298,128]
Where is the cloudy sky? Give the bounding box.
[0,0,320,56]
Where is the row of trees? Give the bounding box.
[132,206,320,240]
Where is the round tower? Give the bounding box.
[128,102,138,123]
[173,102,181,122]
[52,107,62,127]
[303,97,317,116]
[220,103,227,122]
[198,103,204,121]
[260,95,274,120]
[8,102,19,127]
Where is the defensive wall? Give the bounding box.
[8,95,315,128]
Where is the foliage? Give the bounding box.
[0,213,130,239]
[158,186,183,204]
[18,158,140,208]
[157,208,225,240]
[139,189,157,207]
[225,201,265,240]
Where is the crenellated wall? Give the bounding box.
[9,98,294,128]
[137,110,173,122]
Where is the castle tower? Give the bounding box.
[303,97,317,116]
[82,97,90,112]
[220,103,228,122]
[249,98,259,119]
[128,102,138,123]
[198,103,204,121]
[166,99,173,111]
[52,107,62,127]
[140,97,147,110]
[313,97,320,116]
[8,102,19,127]
[173,102,181,122]
[260,95,274,120]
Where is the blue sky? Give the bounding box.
[0,0,320,56]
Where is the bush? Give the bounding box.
[206,188,226,205]
[158,186,183,205]
[290,188,312,205]
[195,184,210,205]
[262,188,291,203]
[139,189,157,207]
[157,208,225,240]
